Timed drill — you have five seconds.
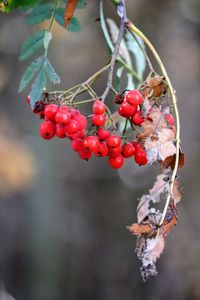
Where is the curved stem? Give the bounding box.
[127,21,180,225]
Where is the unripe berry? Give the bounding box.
[56,124,66,138]
[131,111,144,125]
[93,100,106,115]
[66,120,80,134]
[97,128,110,140]
[135,149,148,165]
[108,155,124,169]
[118,101,137,118]
[107,135,121,148]
[40,121,56,140]
[122,143,135,158]
[44,104,58,122]
[125,90,143,106]
[92,114,106,126]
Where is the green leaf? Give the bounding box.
[43,58,60,84]
[29,69,46,107]
[18,56,43,92]
[77,0,87,9]
[125,31,146,80]
[68,17,81,32]
[19,30,46,60]
[26,3,54,25]
[43,31,52,51]
[55,7,65,28]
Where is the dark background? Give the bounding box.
[0,0,200,299]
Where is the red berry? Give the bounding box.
[164,113,174,126]
[71,139,83,152]
[125,90,143,106]
[70,109,80,118]
[108,146,122,158]
[108,155,124,169]
[118,102,137,118]
[78,148,92,160]
[93,100,106,115]
[131,111,144,125]
[131,141,142,152]
[82,136,99,152]
[56,124,66,138]
[97,128,110,140]
[78,129,86,138]
[55,111,71,126]
[26,95,31,104]
[40,121,56,140]
[135,149,148,165]
[66,130,81,140]
[44,104,58,122]
[94,142,108,157]
[59,105,70,113]
[107,135,121,148]
[74,114,87,130]
[66,120,80,134]
[122,143,135,158]
[92,114,106,126]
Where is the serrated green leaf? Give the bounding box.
[68,17,81,32]
[18,56,43,92]
[19,30,46,60]
[43,31,52,50]
[26,3,54,25]
[43,58,60,84]
[29,69,46,107]
[55,7,65,28]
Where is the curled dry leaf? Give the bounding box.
[64,0,78,27]
[161,151,185,170]
[143,75,167,98]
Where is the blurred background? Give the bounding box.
[0,0,200,299]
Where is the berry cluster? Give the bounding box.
[28,90,148,169]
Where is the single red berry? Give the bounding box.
[135,149,148,165]
[118,102,137,118]
[92,114,106,126]
[82,136,99,152]
[44,104,59,122]
[94,142,108,157]
[66,120,80,134]
[78,148,92,160]
[70,109,80,118]
[59,105,70,113]
[56,124,66,138]
[74,114,87,130]
[97,128,110,140]
[93,100,106,115]
[122,143,135,158]
[107,135,121,148]
[40,121,56,140]
[78,129,86,138]
[131,141,142,152]
[125,90,143,106]
[108,155,124,169]
[26,95,31,104]
[131,111,144,125]
[164,113,174,126]
[71,139,83,152]
[108,146,122,158]
[55,111,71,126]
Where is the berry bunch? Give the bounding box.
[28,90,148,169]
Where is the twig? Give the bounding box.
[101,0,127,102]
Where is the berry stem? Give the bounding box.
[126,21,180,226]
